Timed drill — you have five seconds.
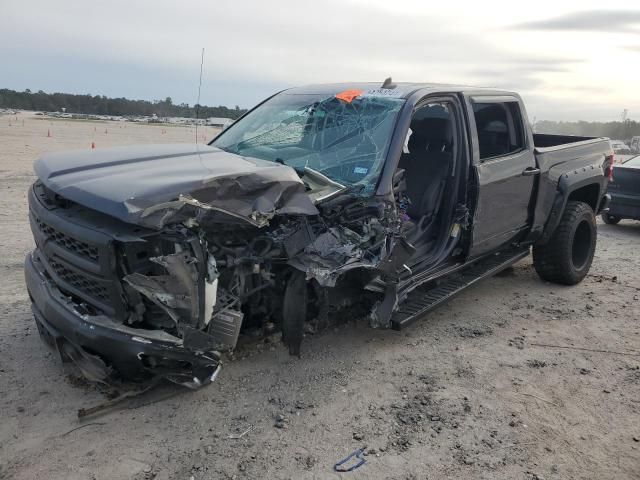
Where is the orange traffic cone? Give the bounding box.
[91,142,96,149]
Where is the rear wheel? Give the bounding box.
[533,201,597,285]
[601,213,621,225]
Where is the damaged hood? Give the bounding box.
[34,144,319,228]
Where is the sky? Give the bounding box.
[1,0,639,121]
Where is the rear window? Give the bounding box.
[473,102,525,160]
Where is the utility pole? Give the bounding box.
[621,109,629,142]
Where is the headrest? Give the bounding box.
[410,118,452,152]
[405,105,454,154]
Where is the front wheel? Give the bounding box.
[282,270,308,356]
[533,201,597,285]
[601,213,621,225]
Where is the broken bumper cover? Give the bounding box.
[24,251,221,387]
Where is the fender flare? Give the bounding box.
[538,171,602,245]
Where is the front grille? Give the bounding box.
[29,182,144,320]
[33,214,99,262]
[48,258,110,302]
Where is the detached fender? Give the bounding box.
[537,169,606,245]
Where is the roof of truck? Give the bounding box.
[283,82,518,98]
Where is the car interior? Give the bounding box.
[396,103,454,258]
[472,102,524,159]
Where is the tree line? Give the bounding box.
[534,120,640,141]
[0,88,247,119]
[2,88,638,140]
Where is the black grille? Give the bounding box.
[34,214,99,261]
[48,258,110,302]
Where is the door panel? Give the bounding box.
[467,98,536,257]
[470,149,536,256]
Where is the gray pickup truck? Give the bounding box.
[25,81,612,387]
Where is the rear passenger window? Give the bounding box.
[473,102,525,160]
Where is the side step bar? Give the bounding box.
[391,247,530,330]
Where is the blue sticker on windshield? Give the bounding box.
[353,166,368,175]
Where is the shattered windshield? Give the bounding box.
[212,91,405,191]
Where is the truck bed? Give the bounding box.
[533,133,601,150]
[533,133,611,167]
[529,133,611,240]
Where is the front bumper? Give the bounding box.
[25,250,220,386]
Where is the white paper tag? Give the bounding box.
[363,88,404,98]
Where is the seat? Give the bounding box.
[398,118,452,228]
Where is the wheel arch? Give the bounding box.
[567,183,600,212]
[538,179,602,245]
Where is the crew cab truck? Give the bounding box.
[24,81,612,386]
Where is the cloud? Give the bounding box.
[513,10,640,33]
[624,45,640,52]
[0,0,636,119]
[1,0,524,104]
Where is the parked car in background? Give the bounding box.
[630,136,640,154]
[602,155,640,224]
[610,140,632,155]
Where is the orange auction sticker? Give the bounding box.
[335,89,363,103]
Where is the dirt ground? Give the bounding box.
[0,112,638,480]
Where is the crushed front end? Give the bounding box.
[25,181,225,387]
[25,175,410,386]
[24,88,417,387]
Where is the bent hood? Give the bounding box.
[34,144,319,229]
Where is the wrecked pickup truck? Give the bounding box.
[25,81,613,387]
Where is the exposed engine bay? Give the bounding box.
[119,184,410,364]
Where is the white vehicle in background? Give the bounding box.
[630,136,640,154]
[610,140,631,154]
[610,140,633,161]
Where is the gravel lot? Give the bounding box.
[1,112,639,480]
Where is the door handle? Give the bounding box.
[522,167,540,176]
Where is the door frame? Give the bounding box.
[464,94,537,258]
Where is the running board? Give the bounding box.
[391,247,530,330]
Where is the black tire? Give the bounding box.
[601,213,621,225]
[533,201,597,285]
[282,270,307,356]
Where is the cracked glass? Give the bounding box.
[213,92,405,191]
